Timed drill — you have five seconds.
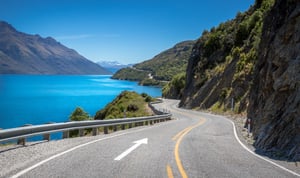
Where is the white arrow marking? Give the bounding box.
[114,138,148,161]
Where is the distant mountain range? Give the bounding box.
[96,61,132,73]
[0,21,111,74]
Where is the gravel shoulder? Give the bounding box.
[207,111,300,175]
[0,130,137,178]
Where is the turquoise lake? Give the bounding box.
[0,75,162,129]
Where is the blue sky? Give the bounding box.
[0,0,254,64]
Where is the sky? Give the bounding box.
[0,0,254,64]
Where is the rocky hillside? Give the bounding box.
[112,40,194,85]
[94,91,154,120]
[179,0,274,113]
[174,0,299,160]
[0,21,110,74]
[248,0,300,160]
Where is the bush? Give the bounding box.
[69,107,90,121]
[69,107,91,137]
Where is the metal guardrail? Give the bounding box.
[0,101,171,145]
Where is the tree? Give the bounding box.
[69,107,90,121]
[69,107,91,137]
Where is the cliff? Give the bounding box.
[179,1,274,113]
[248,0,300,160]
[176,0,299,160]
[0,21,111,75]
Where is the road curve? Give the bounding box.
[1,99,299,178]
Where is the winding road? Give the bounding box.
[1,99,299,178]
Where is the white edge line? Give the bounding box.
[228,119,300,177]
[10,123,166,178]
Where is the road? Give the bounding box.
[2,99,299,178]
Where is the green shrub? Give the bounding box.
[69,107,91,137]
[69,107,90,121]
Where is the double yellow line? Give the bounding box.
[167,118,206,178]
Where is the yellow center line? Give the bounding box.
[166,164,174,178]
[174,118,206,178]
[172,126,192,141]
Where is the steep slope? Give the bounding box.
[179,0,274,113]
[248,0,300,160]
[0,21,110,74]
[112,40,194,85]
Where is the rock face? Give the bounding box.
[0,21,110,74]
[248,0,300,160]
[179,1,271,112]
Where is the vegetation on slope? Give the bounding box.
[178,0,275,114]
[162,72,186,99]
[112,41,194,86]
[248,0,300,160]
[94,91,154,120]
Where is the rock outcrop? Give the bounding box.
[0,21,111,75]
[248,0,300,160]
[179,1,273,113]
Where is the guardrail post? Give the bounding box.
[104,127,108,134]
[113,125,117,132]
[17,138,26,146]
[128,123,132,128]
[43,122,54,141]
[63,131,69,139]
[92,128,98,136]
[121,124,125,130]
[79,129,84,137]
[17,124,32,145]
[150,120,153,125]
[43,133,50,141]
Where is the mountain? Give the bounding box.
[112,40,195,85]
[0,21,111,75]
[248,0,300,161]
[169,0,299,160]
[179,0,274,112]
[97,61,132,73]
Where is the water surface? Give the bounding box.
[0,75,161,129]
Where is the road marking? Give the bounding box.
[114,138,148,161]
[172,126,191,141]
[166,165,174,178]
[10,124,169,178]
[227,119,300,177]
[174,119,206,178]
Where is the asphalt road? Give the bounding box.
[3,99,300,178]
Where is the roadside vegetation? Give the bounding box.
[94,91,154,120]
[68,91,155,136]
[69,107,92,137]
